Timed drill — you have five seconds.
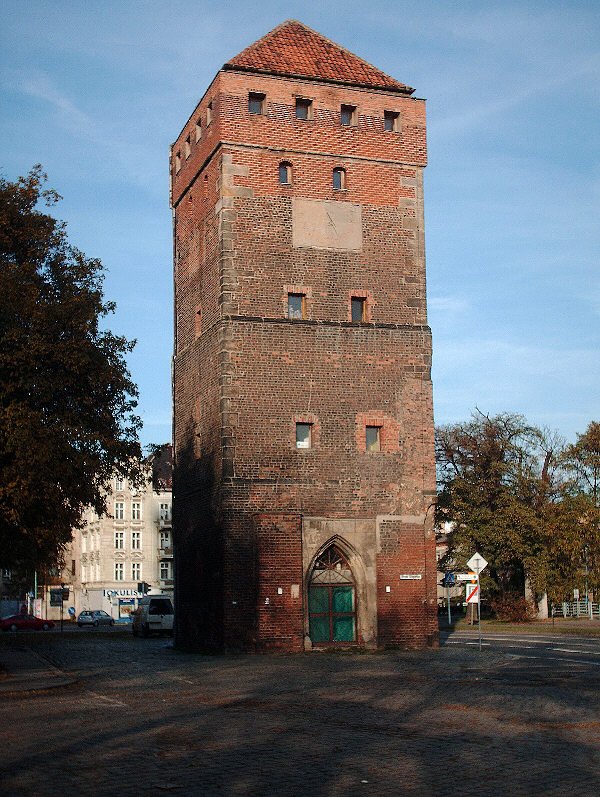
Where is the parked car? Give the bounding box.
[0,614,55,632]
[77,610,115,628]
[132,596,174,637]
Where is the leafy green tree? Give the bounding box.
[437,411,600,607]
[549,421,600,601]
[564,421,600,507]
[0,166,142,570]
[435,411,562,600]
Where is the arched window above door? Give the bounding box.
[310,545,353,584]
[309,544,356,644]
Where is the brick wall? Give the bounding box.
[173,59,437,652]
[253,513,304,652]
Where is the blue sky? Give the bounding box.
[1,0,598,447]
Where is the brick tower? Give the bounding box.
[171,20,438,651]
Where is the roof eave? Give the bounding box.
[222,63,415,96]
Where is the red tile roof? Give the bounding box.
[224,20,413,95]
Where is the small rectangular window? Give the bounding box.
[206,101,213,126]
[160,530,171,548]
[384,111,400,132]
[132,562,141,581]
[174,151,181,173]
[114,502,124,520]
[279,162,292,184]
[114,562,124,581]
[333,167,346,190]
[131,501,141,521]
[288,293,305,320]
[295,98,312,120]
[160,561,172,580]
[114,531,124,550]
[115,478,124,491]
[340,104,357,126]
[366,426,381,452]
[351,297,366,322]
[184,135,191,159]
[160,503,171,521]
[296,423,312,449]
[248,92,266,114]
[132,531,141,550]
[195,117,202,142]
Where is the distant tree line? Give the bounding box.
[436,411,600,612]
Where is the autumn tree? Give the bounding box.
[437,411,600,608]
[546,421,600,601]
[564,421,600,507]
[435,411,563,602]
[0,166,142,571]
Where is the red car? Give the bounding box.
[0,614,55,632]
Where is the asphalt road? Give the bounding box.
[442,630,600,670]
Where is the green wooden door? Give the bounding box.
[309,584,356,643]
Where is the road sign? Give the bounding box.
[466,583,480,604]
[442,573,455,587]
[50,588,63,607]
[455,573,477,582]
[467,552,488,574]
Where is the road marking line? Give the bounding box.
[506,654,600,667]
[505,645,534,649]
[445,640,490,646]
[451,635,600,649]
[456,636,556,644]
[506,654,542,659]
[545,657,600,667]
[89,691,128,707]
[549,648,600,655]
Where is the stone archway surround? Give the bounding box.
[302,518,378,647]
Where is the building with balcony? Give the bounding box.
[56,446,173,622]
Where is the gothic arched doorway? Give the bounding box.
[308,545,357,644]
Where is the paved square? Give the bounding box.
[1,632,599,796]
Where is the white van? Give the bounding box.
[132,595,174,637]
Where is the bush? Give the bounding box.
[490,594,535,622]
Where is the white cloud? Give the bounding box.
[8,69,95,136]
[429,296,469,314]
[2,67,167,193]
[429,52,599,139]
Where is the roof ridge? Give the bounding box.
[277,19,409,90]
[223,20,414,95]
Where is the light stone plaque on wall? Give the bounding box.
[292,198,362,251]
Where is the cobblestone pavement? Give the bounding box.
[1,631,599,796]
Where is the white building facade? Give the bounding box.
[63,448,173,622]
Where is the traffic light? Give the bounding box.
[137,581,151,595]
